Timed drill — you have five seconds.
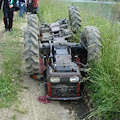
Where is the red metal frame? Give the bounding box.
[75,57,81,68]
[47,82,51,96]
[77,82,80,97]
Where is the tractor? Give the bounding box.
[24,5,102,100]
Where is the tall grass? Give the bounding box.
[38,0,120,119]
[72,2,113,19]
[38,0,69,23]
[88,22,120,119]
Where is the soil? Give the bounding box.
[0,13,89,120]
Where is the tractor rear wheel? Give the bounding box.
[80,26,102,62]
[23,14,40,74]
[68,4,81,33]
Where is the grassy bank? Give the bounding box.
[38,0,120,119]
[88,23,120,120]
[0,14,24,107]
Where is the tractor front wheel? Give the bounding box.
[80,26,102,63]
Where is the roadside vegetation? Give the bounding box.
[0,14,24,107]
[38,0,120,119]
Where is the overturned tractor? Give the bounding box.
[24,5,102,100]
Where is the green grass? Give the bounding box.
[68,1,120,21]
[0,10,3,21]
[72,2,114,19]
[38,0,120,119]
[87,22,120,120]
[11,115,17,120]
[0,15,23,107]
[38,0,69,23]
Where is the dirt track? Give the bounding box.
[0,13,89,120]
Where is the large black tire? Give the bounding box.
[27,14,40,33]
[24,14,40,74]
[80,26,102,62]
[68,4,81,33]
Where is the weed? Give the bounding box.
[11,115,17,120]
[14,104,28,114]
[20,85,29,90]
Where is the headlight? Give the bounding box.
[50,77,60,83]
[70,76,79,82]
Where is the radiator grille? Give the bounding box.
[51,83,78,97]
